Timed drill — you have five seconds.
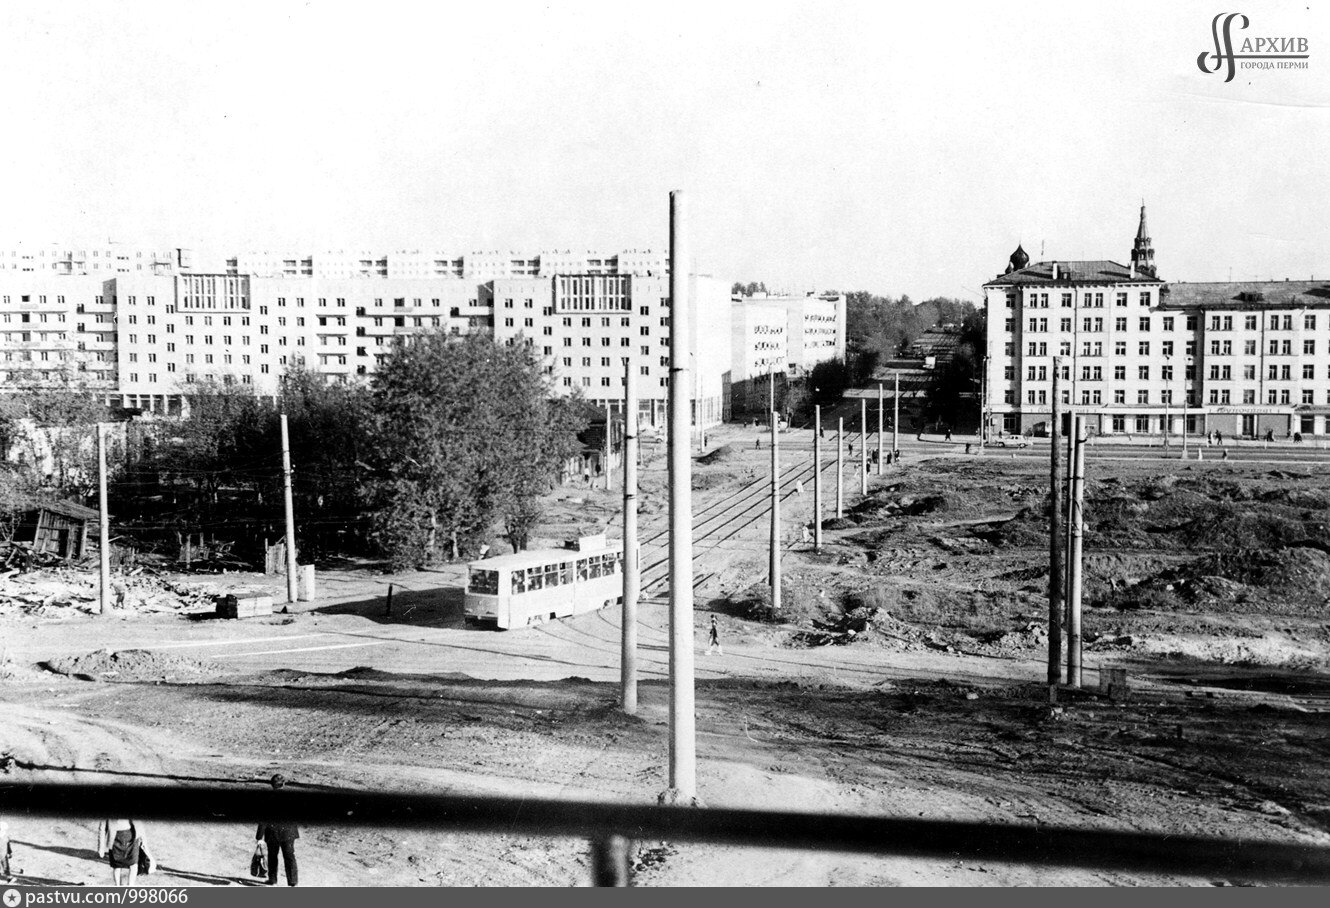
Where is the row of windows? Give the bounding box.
[1010,291,1155,309]
[1006,388,1330,407]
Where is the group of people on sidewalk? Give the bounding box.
[4,774,300,888]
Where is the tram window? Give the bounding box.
[559,562,573,584]
[512,572,526,594]
[526,568,544,591]
[576,559,589,581]
[469,569,499,595]
[542,565,561,587]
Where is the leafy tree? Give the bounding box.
[0,377,111,501]
[923,310,987,427]
[365,332,581,568]
[730,281,769,296]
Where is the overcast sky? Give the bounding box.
[1,1,1327,301]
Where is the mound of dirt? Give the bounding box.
[696,444,740,465]
[1099,546,1330,616]
[43,649,225,683]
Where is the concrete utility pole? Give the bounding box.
[813,405,822,553]
[877,383,885,475]
[97,423,110,615]
[1048,358,1064,697]
[769,408,781,613]
[621,363,639,715]
[859,398,868,496]
[665,190,696,800]
[1067,414,1086,688]
[280,413,298,604]
[893,371,900,458]
[1064,410,1075,613]
[835,417,844,518]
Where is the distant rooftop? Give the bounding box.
[985,260,1163,287]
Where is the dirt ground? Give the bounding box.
[2,429,1329,886]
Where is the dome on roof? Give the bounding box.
[1005,244,1030,274]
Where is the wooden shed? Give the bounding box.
[13,500,99,560]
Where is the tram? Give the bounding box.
[464,534,625,629]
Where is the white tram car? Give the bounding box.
[464,534,625,629]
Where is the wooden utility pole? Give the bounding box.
[280,413,298,604]
[979,355,988,454]
[859,398,868,496]
[769,408,781,613]
[97,423,110,615]
[892,371,900,457]
[877,383,885,474]
[666,190,696,800]
[621,363,639,714]
[813,405,822,553]
[1067,414,1086,688]
[1048,358,1064,697]
[605,404,613,491]
[835,417,844,518]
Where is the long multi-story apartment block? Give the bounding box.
[0,245,841,431]
[985,206,1330,439]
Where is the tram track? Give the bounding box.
[638,449,873,593]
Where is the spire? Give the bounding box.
[1131,203,1155,278]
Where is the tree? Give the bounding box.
[0,378,111,501]
[731,281,769,296]
[365,333,582,568]
[923,310,987,427]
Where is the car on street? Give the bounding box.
[991,435,1031,448]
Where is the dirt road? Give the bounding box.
[2,426,1328,886]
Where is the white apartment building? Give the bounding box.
[985,206,1330,438]
[0,249,737,428]
[729,292,847,383]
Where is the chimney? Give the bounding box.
[1051,261,1058,280]
[1129,262,1136,279]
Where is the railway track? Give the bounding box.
[637,449,870,593]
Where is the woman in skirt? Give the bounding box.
[97,819,142,886]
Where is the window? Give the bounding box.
[1137,390,1149,405]
[1114,390,1125,404]
[1115,293,1128,307]
[1139,291,1151,306]
[1139,317,1150,332]
[1114,342,1127,356]
[1138,366,1150,380]
[1186,316,1197,330]
[1114,365,1126,380]
[1245,315,1257,330]
[1115,318,1127,332]
[1305,340,1316,355]
[1162,317,1174,331]
[1060,318,1071,332]
[1060,293,1072,308]
[1137,342,1150,356]
[1244,340,1256,355]
[1305,314,1317,331]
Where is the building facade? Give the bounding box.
[0,247,754,428]
[985,206,1330,438]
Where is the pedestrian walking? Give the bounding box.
[755,437,760,449]
[1216,430,1223,445]
[97,819,144,886]
[848,441,854,458]
[256,774,300,887]
[944,427,952,442]
[705,615,723,656]
[1,819,13,882]
[582,466,592,488]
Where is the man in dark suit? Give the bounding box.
[256,774,299,886]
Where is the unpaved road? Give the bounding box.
[2,425,1328,886]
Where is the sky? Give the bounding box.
[1,0,1327,302]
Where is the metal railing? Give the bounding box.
[3,782,1328,885]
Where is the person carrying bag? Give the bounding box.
[250,842,268,880]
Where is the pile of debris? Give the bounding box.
[43,648,224,683]
[0,568,227,619]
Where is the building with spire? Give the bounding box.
[984,205,1330,440]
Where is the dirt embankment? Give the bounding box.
[740,459,1330,666]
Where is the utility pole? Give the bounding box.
[769,407,781,613]
[280,413,298,604]
[1048,358,1064,698]
[859,398,868,496]
[1064,410,1075,615]
[1067,414,1086,688]
[892,371,900,458]
[621,363,639,715]
[813,405,822,553]
[877,383,884,475]
[97,423,110,615]
[665,189,696,801]
[605,403,613,491]
[979,355,988,454]
[835,417,844,518]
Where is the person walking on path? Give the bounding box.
[705,615,723,656]
[256,774,300,887]
[97,819,143,886]
[944,427,952,442]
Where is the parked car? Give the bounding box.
[991,434,1030,448]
